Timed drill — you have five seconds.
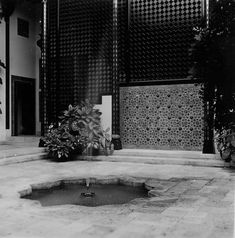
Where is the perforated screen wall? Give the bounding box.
[47,0,113,121]
[47,0,57,122]
[117,0,203,83]
[45,0,205,140]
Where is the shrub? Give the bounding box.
[42,99,110,161]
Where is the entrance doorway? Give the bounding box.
[12,76,35,135]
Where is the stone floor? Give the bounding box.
[0,159,234,238]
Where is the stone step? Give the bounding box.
[113,149,221,160]
[5,136,40,143]
[81,154,225,168]
[0,152,47,166]
[0,147,46,160]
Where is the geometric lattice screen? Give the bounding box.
[120,84,204,150]
[45,0,205,142]
[47,0,113,122]
[47,0,57,122]
[118,0,203,83]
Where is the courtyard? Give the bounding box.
[0,158,234,238]
[0,0,234,237]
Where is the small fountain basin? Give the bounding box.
[21,178,149,207]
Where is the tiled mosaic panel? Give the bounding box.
[120,84,203,150]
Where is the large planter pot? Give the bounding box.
[221,148,232,162]
[111,135,122,150]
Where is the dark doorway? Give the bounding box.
[12,76,35,135]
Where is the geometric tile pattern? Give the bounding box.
[120,84,203,150]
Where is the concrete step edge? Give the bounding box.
[0,152,47,166]
[113,150,220,160]
[6,136,40,142]
[0,147,45,159]
[79,155,225,167]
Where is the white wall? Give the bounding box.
[10,5,37,78]
[95,96,112,137]
[10,2,41,136]
[0,1,41,140]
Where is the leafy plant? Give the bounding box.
[42,99,110,160]
[60,99,106,151]
[216,124,235,162]
[43,123,75,160]
[189,0,235,154]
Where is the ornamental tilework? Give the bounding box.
[120,84,203,150]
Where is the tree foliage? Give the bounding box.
[189,0,235,133]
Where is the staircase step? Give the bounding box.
[113,149,220,160]
[79,154,225,168]
[5,136,40,143]
[0,147,46,160]
[0,152,47,166]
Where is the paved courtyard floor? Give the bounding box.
[0,159,234,238]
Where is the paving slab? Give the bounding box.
[0,159,234,238]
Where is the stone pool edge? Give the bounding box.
[18,176,180,207]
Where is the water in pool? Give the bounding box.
[23,183,148,207]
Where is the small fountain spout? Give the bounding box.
[81,178,95,197]
[86,178,90,190]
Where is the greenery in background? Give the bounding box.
[42,99,111,161]
[216,125,235,162]
[189,0,235,160]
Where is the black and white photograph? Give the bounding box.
[0,0,234,237]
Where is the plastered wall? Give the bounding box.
[0,2,41,140]
[95,96,112,137]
